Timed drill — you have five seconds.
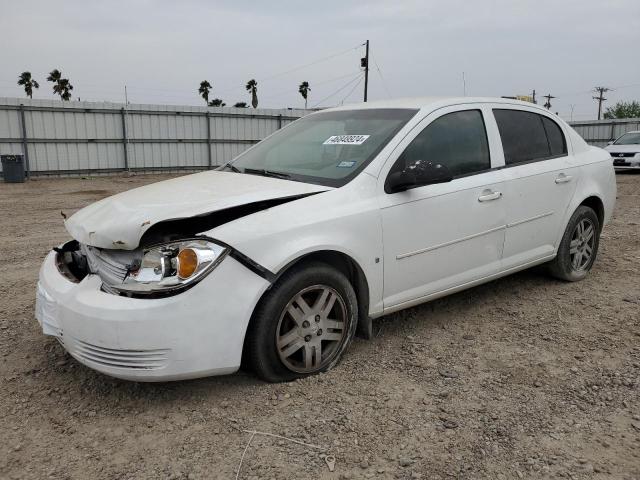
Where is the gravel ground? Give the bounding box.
[0,172,639,480]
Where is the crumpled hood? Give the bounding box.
[65,171,330,250]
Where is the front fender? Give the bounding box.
[209,176,385,316]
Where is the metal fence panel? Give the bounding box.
[569,118,640,147]
[0,97,308,176]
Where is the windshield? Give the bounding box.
[222,108,418,187]
[614,132,640,145]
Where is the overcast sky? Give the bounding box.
[1,0,639,120]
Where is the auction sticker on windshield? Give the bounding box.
[323,135,370,145]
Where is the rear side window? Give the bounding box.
[390,109,490,178]
[493,109,567,165]
[541,117,567,156]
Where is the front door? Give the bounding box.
[379,106,507,310]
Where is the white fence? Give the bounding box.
[569,118,640,148]
[0,97,309,177]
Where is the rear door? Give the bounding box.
[490,108,579,268]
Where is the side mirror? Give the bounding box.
[386,160,453,193]
[607,141,614,145]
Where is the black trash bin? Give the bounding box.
[1,155,26,183]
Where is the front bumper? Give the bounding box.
[36,250,270,381]
[612,157,640,171]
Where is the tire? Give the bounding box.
[548,205,600,282]
[244,261,358,382]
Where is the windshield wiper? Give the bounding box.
[243,168,291,179]
[220,162,241,173]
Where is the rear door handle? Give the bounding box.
[478,191,502,202]
[555,174,573,184]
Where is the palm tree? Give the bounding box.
[17,72,40,99]
[198,80,212,104]
[58,78,73,101]
[47,69,74,101]
[298,81,311,109]
[208,98,225,107]
[245,79,258,108]
[233,102,248,108]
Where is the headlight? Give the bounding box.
[111,239,228,295]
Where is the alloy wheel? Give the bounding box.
[275,285,348,374]
[569,218,596,271]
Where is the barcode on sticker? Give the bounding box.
[323,135,370,145]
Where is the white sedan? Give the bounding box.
[36,97,616,382]
[604,130,640,170]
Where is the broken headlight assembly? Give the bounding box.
[109,239,228,295]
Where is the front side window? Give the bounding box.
[388,109,491,179]
[494,109,567,165]
[225,108,417,187]
[613,132,640,145]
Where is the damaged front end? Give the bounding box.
[56,180,323,297]
[55,238,228,298]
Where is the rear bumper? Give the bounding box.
[36,250,269,381]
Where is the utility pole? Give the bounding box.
[531,89,537,104]
[593,86,610,120]
[462,72,467,96]
[361,40,369,102]
[543,93,555,110]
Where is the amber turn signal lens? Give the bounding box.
[177,248,198,279]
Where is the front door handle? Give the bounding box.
[555,174,573,184]
[478,190,502,202]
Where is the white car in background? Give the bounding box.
[36,97,616,383]
[604,130,640,170]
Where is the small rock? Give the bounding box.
[441,418,458,429]
[462,334,475,341]
[438,369,459,379]
[570,367,579,374]
[534,380,543,388]
[399,457,414,467]
[359,459,369,469]
[220,401,230,408]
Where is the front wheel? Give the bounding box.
[244,262,358,382]
[548,205,600,282]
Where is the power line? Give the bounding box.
[311,74,364,108]
[340,75,364,104]
[259,71,362,101]
[258,43,362,83]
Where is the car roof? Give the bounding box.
[322,96,551,113]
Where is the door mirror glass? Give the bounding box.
[386,159,453,193]
[607,140,614,145]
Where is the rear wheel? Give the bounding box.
[548,205,600,281]
[245,262,358,382]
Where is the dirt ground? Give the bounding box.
[0,172,638,480]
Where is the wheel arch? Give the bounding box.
[579,195,605,227]
[278,250,371,338]
[242,250,373,365]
